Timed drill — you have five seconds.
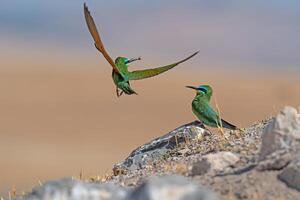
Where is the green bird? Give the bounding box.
[84,3,199,97]
[186,85,237,130]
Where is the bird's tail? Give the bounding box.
[221,119,237,130]
[118,82,138,95]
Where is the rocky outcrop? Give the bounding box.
[109,106,300,199]
[113,121,208,174]
[17,106,300,200]
[258,106,300,170]
[21,177,216,200]
[20,178,128,200]
[126,176,216,200]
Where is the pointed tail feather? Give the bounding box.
[221,119,237,130]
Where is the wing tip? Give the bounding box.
[177,50,199,64]
[191,50,200,57]
[83,2,90,15]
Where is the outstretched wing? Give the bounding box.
[84,3,120,74]
[127,51,199,80]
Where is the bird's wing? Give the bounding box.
[127,51,199,80]
[84,3,121,74]
[201,103,221,125]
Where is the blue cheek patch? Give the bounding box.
[124,58,129,64]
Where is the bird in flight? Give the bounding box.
[84,3,199,97]
[186,85,237,130]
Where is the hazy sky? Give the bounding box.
[0,0,299,70]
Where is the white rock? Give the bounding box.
[127,175,216,200]
[259,106,300,161]
[203,152,240,172]
[22,178,128,200]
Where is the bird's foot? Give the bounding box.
[233,128,245,138]
[217,126,229,141]
[116,88,123,97]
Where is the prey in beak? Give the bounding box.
[125,57,141,64]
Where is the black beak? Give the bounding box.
[186,86,198,90]
[126,57,141,64]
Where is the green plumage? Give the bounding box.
[113,53,198,96]
[84,4,198,97]
[186,85,237,130]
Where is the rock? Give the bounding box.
[126,176,216,200]
[190,152,239,176]
[21,178,128,200]
[203,152,240,172]
[257,150,292,171]
[259,106,300,168]
[16,107,300,200]
[20,176,216,200]
[113,121,208,174]
[278,156,300,191]
[190,159,211,176]
[209,170,300,200]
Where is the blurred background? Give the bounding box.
[0,0,299,195]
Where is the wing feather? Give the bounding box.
[84,3,120,74]
[127,51,199,80]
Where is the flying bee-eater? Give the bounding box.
[84,3,199,97]
[186,85,237,130]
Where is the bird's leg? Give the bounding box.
[119,91,124,96]
[217,125,225,136]
[217,125,229,142]
[175,134,179,147]
[184,133,190,146]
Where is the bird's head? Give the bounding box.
[115,57,141,66]
[186,84,213,99]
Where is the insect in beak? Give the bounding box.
[125,57,141,64]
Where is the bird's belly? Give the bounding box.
[112,71,123,85]
[112,72,136,94]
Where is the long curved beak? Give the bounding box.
[185,86,198,90]
[126,57,141,64]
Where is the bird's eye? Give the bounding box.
[198,88,207,93]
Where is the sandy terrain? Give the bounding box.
[0,66,299,195]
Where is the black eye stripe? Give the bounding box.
[198,88,207,93]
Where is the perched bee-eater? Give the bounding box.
[84,3,199,97]
[186,85,237,130]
